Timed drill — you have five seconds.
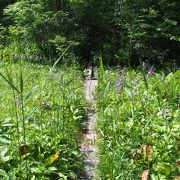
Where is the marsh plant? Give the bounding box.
[96,63,180,179]
[0,61,86,179]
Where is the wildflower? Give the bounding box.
[115,78,125,92]
[130,80,140,100]
[162,108,170,117]
[157,108,170,118]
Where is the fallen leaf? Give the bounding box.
[176,160,180,166]
[141,143,153,161]
[141,170,150,180]
[46,152,60,165]
[174,176,180,180]
[19,144,29,155]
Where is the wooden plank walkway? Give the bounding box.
[80,66,99,180]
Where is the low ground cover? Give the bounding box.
[96,66,180,179]
[0,60,86,179]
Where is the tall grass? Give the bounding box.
[96,66,180,179]
[0,60,86,179]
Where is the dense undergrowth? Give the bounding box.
[0,1,179,179]
[0,60,86,179]
[96,65,180,179]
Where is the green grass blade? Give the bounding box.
[5,68,13,84]
[20,71,24,94]
[24,85,38,102]
[142,70,148,91]
[52,42,73,69]
[99,55,104,78]
[0,72,20,93]
[24,106,38,122]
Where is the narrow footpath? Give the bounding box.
[80,65,99,180]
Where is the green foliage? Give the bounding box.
[99,55,104,79]
[77,0,179,65]
[0,25,7,46]
[124,0,180,64]
[96,68,180,179]
[0,39,45,64]
[0,0,15,23]
[2,0,78,64]
[0,0,179,65]
[0,61,86,179]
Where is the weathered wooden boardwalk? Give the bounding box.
[80,66,98,180]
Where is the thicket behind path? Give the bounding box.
[80,66,98,179]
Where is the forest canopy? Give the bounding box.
[0,0,179,67]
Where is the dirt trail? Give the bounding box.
[80,66,98,180]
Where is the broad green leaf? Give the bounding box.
[0,169,8,179]
[0,136,11,145]
[58,173,67,180]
